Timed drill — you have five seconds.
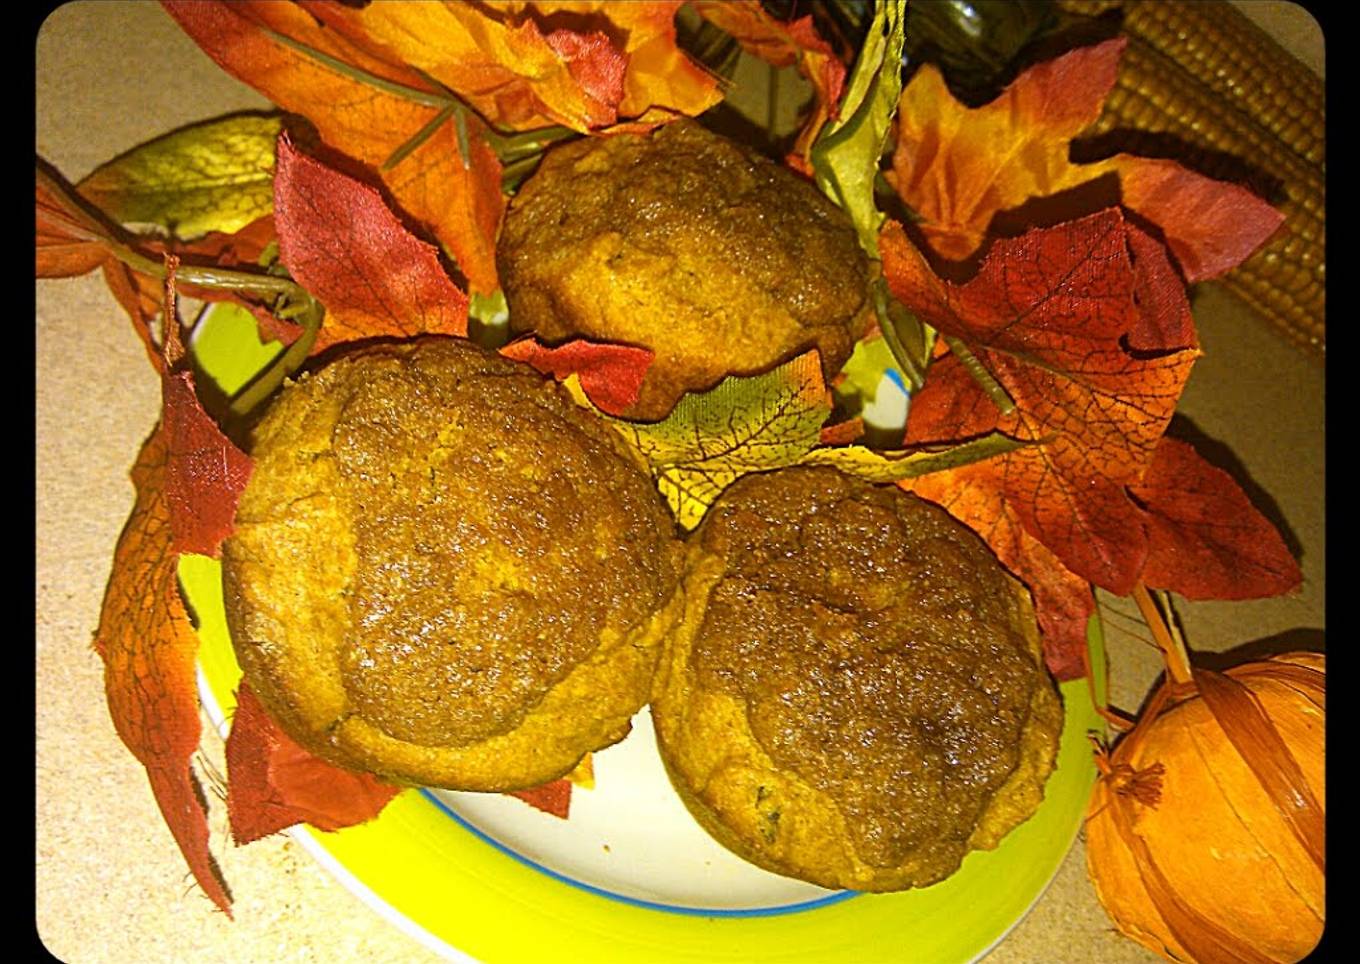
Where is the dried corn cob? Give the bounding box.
[1059,0,1324,354]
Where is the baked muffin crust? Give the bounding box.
[652,466,1063,890]
[222,336,683,790]
[497,119,874,420]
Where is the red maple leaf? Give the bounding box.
[273,135,469,352]
[888,210,1200,591]
[507,780,573,820]
[1132,436,1302,599]
[887,211,1300,675]
[162,371,253,557]
[226,684,403,845]
[883,209,1202,676]
[499,336,655,416]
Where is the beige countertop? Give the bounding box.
[35,2,1323,961]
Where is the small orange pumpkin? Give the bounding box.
[1085,648,1324,964]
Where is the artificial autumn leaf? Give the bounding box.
[36,161,118,277]
[888,38,1283,280]
[1132,436,1303,600]
[508,779,574,819]
[37,156,291,368]
[92,260,257,911]
[499,336,655,416]
[585,349,1017,530]
[692,0,846,167]
[611,351,831,529]
[810,0,906,256]
[303,1,721,132]
[93,427,232,914]
[503,753,594,819]
[885,210,1201,595]
[77,113,282,239]
[273,136,469,352]
[226,683,402,845]
[162,370,254,557]
[163,0,505,296]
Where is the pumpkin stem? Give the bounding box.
[1090,735,1166,808]
[1131,583,1193,685]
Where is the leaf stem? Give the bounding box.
[1131,582,1194,685]
[257,24,450,109]
[943,334,1015,416]
[227,300,324,418]
[870,276,929,391]
[107,238,302,299]
[381,102,458,171]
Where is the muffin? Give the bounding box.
[497,119,874,420]
[651,466,1063,891]
[221,336,684,790]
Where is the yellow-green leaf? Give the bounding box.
[613,351,831,530]
[809,0,906,258]
[78,113,282,238]
[797,432,1032,482]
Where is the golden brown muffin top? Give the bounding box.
[234,337,679,748]
[497,119,873,418]
[690,466,1050,874]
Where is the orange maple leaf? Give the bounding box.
[162,0,506,297]
[94,427,233,914]
[299,0,720,132]
[883,210,1200,663]
[692,0,846,168]
[888,38,1283,280]
[93,264,254,911]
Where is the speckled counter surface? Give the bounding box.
[35,3,1323,962]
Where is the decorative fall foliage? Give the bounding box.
[887,38,1284,280]
[226,683,403,845]
[37,0,1312,933]
[499,337,656,416]
[272,136,470,351]
[691,0,846,167]
[91,270,253,916]
[882,203,1297,678]
[1085,593,1324,963]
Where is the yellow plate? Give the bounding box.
[186,303,1103,963]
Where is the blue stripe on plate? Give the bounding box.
[418,789,860,918]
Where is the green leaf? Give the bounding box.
[78,113,283,238]
[611,352,831,530]
[797,431,1031,482]
[809,0,907,259]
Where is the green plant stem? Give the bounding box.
[943,334,1016,416]
[228,301,323,418]
[259,21,578,166]
[258,24,450,109]
[107,238,303,300]
[870,275,929,391]
[382,102,459,171]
